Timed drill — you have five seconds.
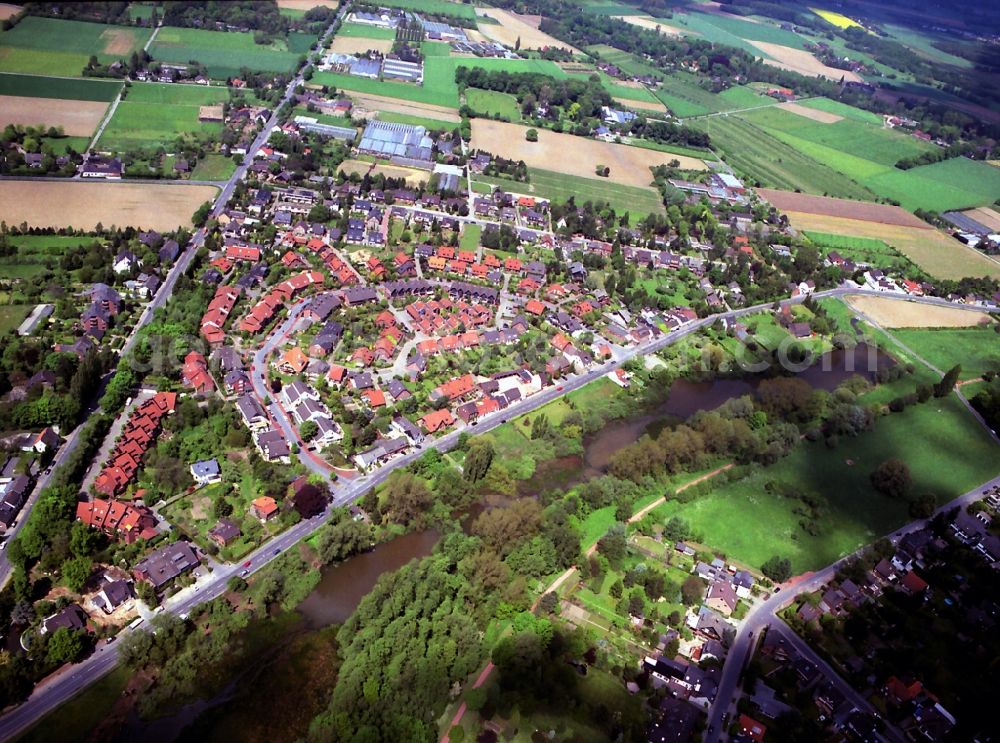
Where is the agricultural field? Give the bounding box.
[650,394,1000,572]
[0,16,152,77]
[611,15,687,36]
[693,117,878,200]
[796,97,883,125]
[464,88,520,120]
[845,295,996,330]
[781,210,1000,280]
[653,72,773,119]
[375,111,459,131]
[474,7,580,53]
[346,91,461,122]
[0,95,108,137]
[469,119,705,189]
[376,0,476,20]
[339,159,429,186]
[150,27,316,79]
[0,73,121,101]
[810,7,864,30]
[334,22,397,41]
[328,34,393,56]
[893,326,1000,380]
[475,167,665,222]
[758,190,928,226]
[0,181,218,231]
[97,82,230,150]
[863,157,1000,212]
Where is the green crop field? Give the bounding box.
[804,231,920,274]
[150,27,315,79]
[691,115,878,199]
[593,72,659,103]
[798,97,883,125]
[862,157,1000,212]
[624,138,716,160]
[97,82,229,150]
[126,82,229,105]
[0,73,121,101]
[370,0,476,19]
[465,88,520,120]
[6,234,102,255]
[884,23,973,69]
[654,72,769,118]
[579,0,646,14]
[313,70,459,108]
[651,394,1000,572]
[666,11,809,57]
[334,23,397,40]
[374,111,458,131]
[0,17,152,77]
[892,326,1000,380]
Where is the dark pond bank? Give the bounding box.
[522,343,893,491]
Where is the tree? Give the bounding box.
[299,419,319,441]
[908,492,936,519]
[118,626,154,670]
[761,555,792,583]
[382,472,432,527]
[213,497,233,518]
[525,128,538,142]
[46,628,85,666]
[596,523,627,564]
[539,592,559,614]
[934,364,961,397]
[61,555,92,593]
[463,438,494,483]
[870,458,912,499]
[680,576,704,606]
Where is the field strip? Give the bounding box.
[348,92,461,121]
[0,181,219,231]
[474,7,581,53]
[0,95,108,136]
[758,188,929,228]
[611,15,688,35]
[614,95,666,113]
[845,294,996,328]
[776,101,842,123]
[747,40,862,83]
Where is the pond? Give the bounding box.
[296,528,441,627]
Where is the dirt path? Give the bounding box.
[628,463,735,525]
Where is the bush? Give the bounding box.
[525,128,538,142]
[761,555,792,583]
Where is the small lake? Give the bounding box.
[296,529,441,627]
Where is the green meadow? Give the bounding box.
[0,73,121,101]
[97,82,229,150]
[150,27,315,79]
[0,17,151,77]
[650,394,1000,571]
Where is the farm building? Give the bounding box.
[358,120,433,160]
[382,57,423,83]
[293,116,357,142]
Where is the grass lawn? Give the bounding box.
[97,82,229,149]
[891,326,1000,380]
[0,304,31,334]
[191,153,237,181]
[0,72,121,101]
[573,505,617,550]
[465,88,521,121]
[313,70,458,108]
[150,27,314,78]
[459,223,481,252]
[334,22,397,40]
[0,17,151,77]
[651,394,1000,572]
[6,234,101,253]
[479,166,665,221]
